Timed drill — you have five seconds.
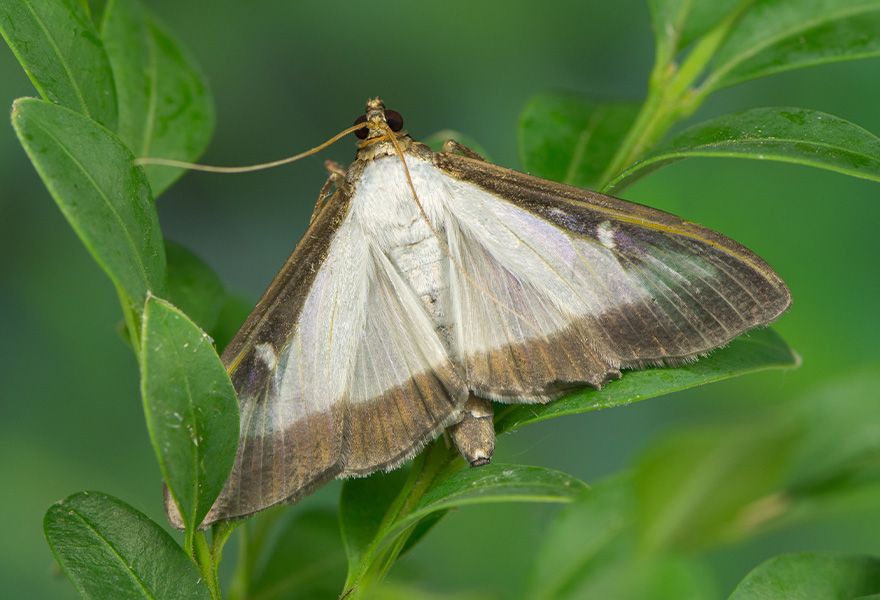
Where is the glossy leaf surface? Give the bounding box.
[140,295,238,531]
[496,328,797,434]
[12,98,164,309]
[44,491,211,600]
[604,107,880,193]
[0,0,117,127]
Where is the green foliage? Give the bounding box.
[99,0,214,195]
[44,491,212,600]
[496,328,796,433]
[519,95,641,189]
[0,0,117,128]
[164,240,226,334]
[10,98,164,317]
[4,0,880,599]
[140,295,238,543]
[340,458,588,594]
[604,107,880,193]
[728,552,880,600]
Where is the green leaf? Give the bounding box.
[211,292,255,355]
[340,468,410,574]
[518,93,640,188]
[164,240,225,334]
[648,0,746,63]
[100,0,214,195]
[364,582,497,600]
[495,327,797,435]
[44,491,211,600]
[766,365,880,531]
[140,295,238,532]
[252,509,347,600]
[603,107,880,194]
[525,476,632,600]
[0,0,117,129]
[633,421,798,553]
[398,463,587,532]
[790,364,880,486]
[525,475,716,600]
[397,508,448,557]
[706,0,880,91]
[728,551,880,600]
[11,98,164,310]
[536,555,712,600]
[340,461,585,594]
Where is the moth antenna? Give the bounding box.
[381,123,541,336]
[134,123,366,173]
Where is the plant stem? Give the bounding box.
[194,531,221,599]
[596,0,752,190]
[342,442,460,597]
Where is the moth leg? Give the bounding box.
[448,393,495,467]
[310,161,348,224]
[442,139,487,162]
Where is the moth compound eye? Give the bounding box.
[353,114,369,139]
[384,110,403,132]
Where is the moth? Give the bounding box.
[167,97,791,528]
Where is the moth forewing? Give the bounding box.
[434,150,791,363]
[167,97,791,529]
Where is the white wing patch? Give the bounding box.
[255,343,278,371]
[597,220,616,250]
[260,156,467,444]
[272,216,371,422]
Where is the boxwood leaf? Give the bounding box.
[11,98,164,310]
[495,328,797,435]
[533,554,711,600]
[706,0,880,90]
[526,475,717,600]
[789,365,880,487]
[340,468,410,573]
[164,240,224,334]
[210,292,255,356]
[140,295,238,531]
[525,476,632,600]
[397,463,587,532]
[633,421,798,552]
[397,508,449,558]
[766,365,880,531]
[652,0,747,57]
[0,0,117,129]
[728,551,880,600]
[100,0,214,195]
[603,107,880,194]
[518,93,640,189]
[252,508,347,599]
[44,491,211,600]
[340,463,585,593]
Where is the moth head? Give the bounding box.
[354,97,405,143]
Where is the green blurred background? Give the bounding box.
[2,1,879,598]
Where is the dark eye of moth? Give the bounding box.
[384,109,404,132]
[353,114,369,139]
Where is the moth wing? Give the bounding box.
[435,152,791,403]
[168,190,465,528]
[341,242,466,477]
